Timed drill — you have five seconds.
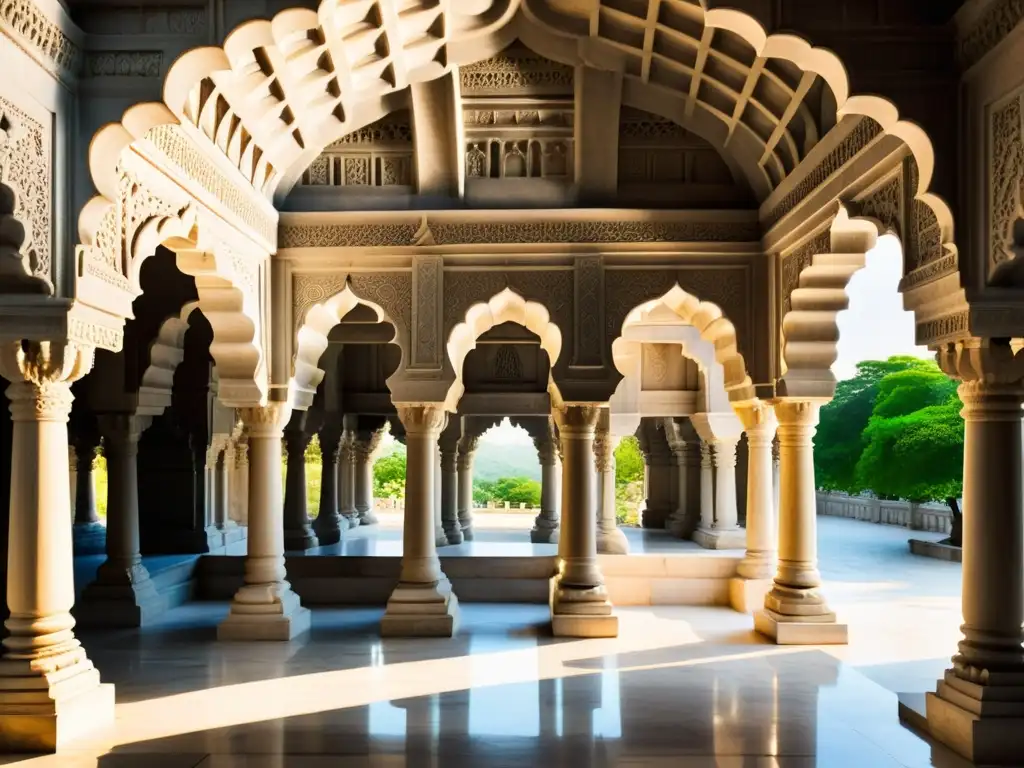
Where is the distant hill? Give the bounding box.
[472,439,541,482]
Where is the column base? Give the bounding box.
[359,511,379,526]
[549,578,619,638]
[728,577,773,614]
[666,511,695,539]
[923,671,1024,765]
[754,608,849,645]
[75,565,165,627]
[72,522,106,556]
[217,583,312,641]
[597,527,629,555]
[692,527,746,550]
[641,508,670,529]
[312,516,344,546]
[530,514,559,544]
[443,525,464,546]
[283,528,319,552]
[0,659,114,752]
[343,514,361,530]
[381,579,460,637]
[460,525,475,542]
[435,528,449,548]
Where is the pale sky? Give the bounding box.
[832,234,932,380]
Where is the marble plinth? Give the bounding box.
[754,608,849,645]
[217,588,312,641]
[728,576,773,614]
[692,527,747,550]
[381,580,460,637]
[0,677,114,752]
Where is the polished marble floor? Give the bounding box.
[43,517,968,767]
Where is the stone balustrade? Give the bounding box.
[816,492,952,535]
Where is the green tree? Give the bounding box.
[854,369,964,545]
[814,356,937,492]
[373,451,407,499]
[614,436,644,486]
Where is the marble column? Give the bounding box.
[698,440,715,531]
[382,404,458,637]
[229,437,249,526]
[456,435,479,541]
[754,400,847,645]
[70,431,105,555]
[433,441,447,547]
[313,425,344,546]
[771,436,780,539]
[924,341,1024,764]
[339,430,359,529]
[219,403,311,641]
[638,421,674,529]
[282,417,317,551]
[0,342,114,751]
[595,421,628,555]
[78,413,163,627]
[664,419,695,539]
[530,422,561,544]
[551,404,617,638]
[354,428,384,526]
[691,414,746,550]
[440,443,461,545]
[730,402,778,613]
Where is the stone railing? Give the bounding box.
[816,492,953,535]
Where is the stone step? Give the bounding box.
[146,556,201,610]
[195,553,742,607]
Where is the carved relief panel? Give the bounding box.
[299,112,414,189]
[641,343,700,392]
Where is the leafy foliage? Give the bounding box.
[615,436,644,486]
[373,450,407,499]
[474,476,542,506]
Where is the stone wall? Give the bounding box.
[816,492,953,535]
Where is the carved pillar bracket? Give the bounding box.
[923,339,1024,765]
[0,341,117,750]
[383,404,458,637]
[550,403,617,638]
[219,402,311,641]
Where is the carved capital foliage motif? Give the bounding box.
[553,403,602,436]
[989,92,1024,276]
[939,339,1024,420]
[0,340,93,421]
[0,0,82,78]
[457,434,479,468]
[238,402,291,437]
[396,403,447,436]
[443,269,574,351]
[413,255,441,368]
[0,95,51,287]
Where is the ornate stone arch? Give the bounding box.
[290,282,406,410]
[445,287,563,410]
[135,300,199,416]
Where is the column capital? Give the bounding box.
[939,337,1024,385]
[456,434,478,469]
[396,403,447,437]
[97,413,151,446]
[700,439,713,468]
[553,403,604,437]
[2,341,95,423]
[771,399,822,430]
[734,400,778,446]
[238,402,291,437]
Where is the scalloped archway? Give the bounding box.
[445,287,563,411]
[290,283,403,410]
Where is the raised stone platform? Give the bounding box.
[909,538,962,563]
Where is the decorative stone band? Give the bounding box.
[958,0,1024,70]
[0,0,83,81]
[6,379,73,421]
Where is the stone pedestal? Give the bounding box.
[0,343,115,752]
[551,404,617,638]
[595,420,628,555]
[354,428,383,526]
[922,344,1024,766]
[77,414,163,628]
[754,400,847,645]
[730,403,778,613]
[282,417,318,551]
[382,405,458,637]
[313,426,344,546]
[456,435,478,542]
[219,404,310,641]
[530,421,560,544]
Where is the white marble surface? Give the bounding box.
[0,601,971,768]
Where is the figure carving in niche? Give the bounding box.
[493,344,523,380]
[466,144,486,178]
[504,143,527,178]
[543,142,567,178]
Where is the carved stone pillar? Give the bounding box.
[691,413,746,550]
[664,418,697,539]
[78,413,163,627]
[339,430,359,528]
[754,400,847,645]
[595,419,628,555]
[440,444,461,546]
[313,425,344,546]
[218,403,310,641]
[730,402,778,613]
[354,428,384,526]
[433,440,447,547]
[530,421,560,544]
[0,342,114,751]
[551,404,617,638]
[637,420,674,529]
[924,340,1024,765]
[230,435,249,526]
[70,430,105,555]
[771,436,780,537]
[456,435,479,541]
[282,416,317,551]
[699,440,715,531]
[383,404,458,637]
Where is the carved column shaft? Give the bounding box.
[282,422,317,551]
[354,428,384,526]
[699,441,715,530]
[440,446,461,545]
[456,435,479,541]
[531,423,560,544]
[314,426,344,546]
[595,426,628,555]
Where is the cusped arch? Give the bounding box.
[290,283,404,410]
[445,287,563,411]
[136,301,199,416]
